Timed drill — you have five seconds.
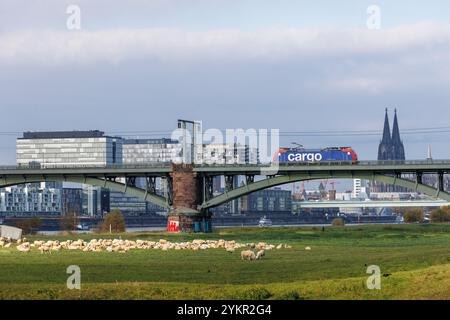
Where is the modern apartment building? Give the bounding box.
[122,138,180,164]
[17,130,122,167]
[202,143,258,165]
[240,188,292,213]
[61,188,83,216]
[0,185,61,216]
[109,191,148,216]
[82,185,110,217]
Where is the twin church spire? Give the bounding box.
[378,108,405,160]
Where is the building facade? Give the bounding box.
[0,186,61,216]
[61,188,83,216]
[202,143,258,165]
[82,186,110,217]
[241,188,292,213]
[109,191,149,216]
[17,130,122,167]
[122,138,181,164]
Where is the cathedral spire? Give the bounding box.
[378,108,392,160]
[381,108,391,144]
[392,109,401,144]
[391,109,405,160]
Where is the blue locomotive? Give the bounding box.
[275,147,358,163]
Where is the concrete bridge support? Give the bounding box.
[167,164,211,232]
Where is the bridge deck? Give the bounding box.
[1,160,450,176]
[194,161,450,175]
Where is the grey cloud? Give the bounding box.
[1,23,450,164]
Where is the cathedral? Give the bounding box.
[374,109,406,192]
[378,108,405,161]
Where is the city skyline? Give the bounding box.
[0,110,427,166]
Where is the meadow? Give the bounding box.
[0,224,449,299]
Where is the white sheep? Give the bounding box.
[255,250,265,260]
[16,243,30,252]
[7,238,288,254]
[39,245,52,254]
[241,250,256,261]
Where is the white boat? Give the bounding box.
[76,224,90,231]
[395,215,404,224]
[258,216,273,227]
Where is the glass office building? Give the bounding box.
[109,191,148,216]
[122,138,181,164]
[16,130,122,167]
[242,188,292,213]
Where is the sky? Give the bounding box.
[1,1,450,164]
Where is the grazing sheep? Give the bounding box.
[241,250,256,261]
[305,246,311,251]
[39,245,52,254]
[16,243,30,252]
[255,250,265,260]
[8,237,288,254]
[52,245,62,252]
[255,242,267,250]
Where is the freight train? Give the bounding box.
[275,147,358,163]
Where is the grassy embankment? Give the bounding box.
[0,224,449,299]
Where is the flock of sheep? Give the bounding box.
[1,236,296,260]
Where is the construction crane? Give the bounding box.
[322,179,340,191]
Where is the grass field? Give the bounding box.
[0,224,449,299]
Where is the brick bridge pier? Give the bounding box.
[167,164,212,232]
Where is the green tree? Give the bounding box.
[15,217,42,235]
[100,209,126,233]
[402,208,424,223]
[331,218,345,226]
[429,206,450,223]
[59,213,78,231]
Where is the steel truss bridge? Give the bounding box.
[1,160,450,211]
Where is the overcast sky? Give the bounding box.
[1,0,450,164]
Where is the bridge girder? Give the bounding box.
[0,175,169,209]
[200,171,450,209]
